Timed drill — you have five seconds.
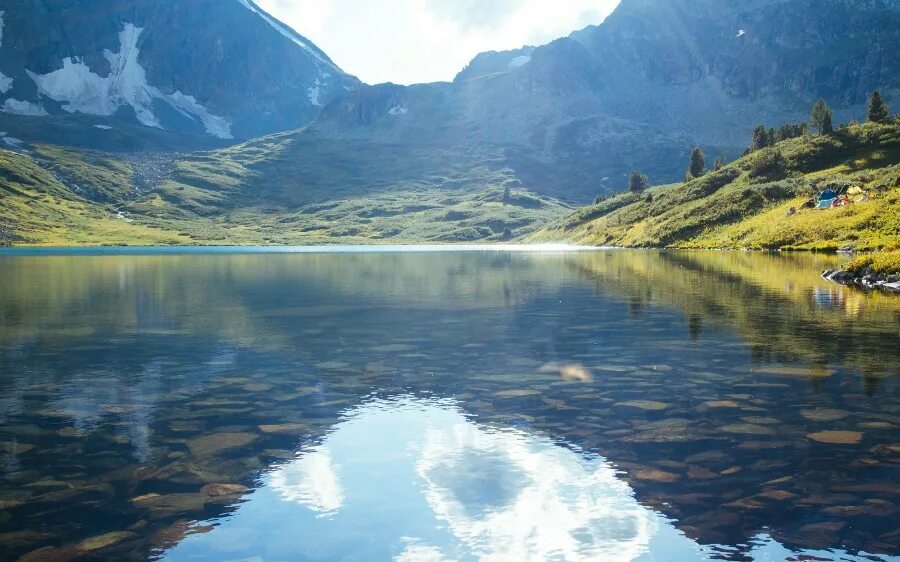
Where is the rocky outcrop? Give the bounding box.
[822,268,900,292]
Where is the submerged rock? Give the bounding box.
[0,441,36,455]
[720,423,776,435]
[823,500,896,517]
[17,546,78,562]
[633,468,680,483]
[807,431,863,445]
[258,423,308,434]
[134,493,209,519]
[703,400,740,409]
[757,489,796,501]
[616,400,670,411]
[494,389,541,398]
[142,461,226,486]
[186,432,258,456]
[76,531,138,553]
[149,519,214,549]
[200,483,250,497]
[242,383,274,392]
[538,362,593,382]
[801,408,851,422]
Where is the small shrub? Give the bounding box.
[749,149,788,181]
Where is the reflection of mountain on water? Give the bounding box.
[0,250,898,560]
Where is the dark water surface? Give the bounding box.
[0,248,898,561]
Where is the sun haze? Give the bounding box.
[255,0,621,85]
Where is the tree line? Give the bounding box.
[611,90,893,199]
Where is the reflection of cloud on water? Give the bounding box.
[416,421,655,561]
[394,538,451,562]
[269,446,344,516]
[164,396,702,561]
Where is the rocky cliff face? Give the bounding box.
[0,0,359,140]
[314,0,900,201]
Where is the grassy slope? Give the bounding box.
[0,148,189,246]
[533,122,900,251]
[2,131,572,246]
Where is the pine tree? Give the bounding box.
[811,99,833,134]
[751,125,768,151]
[868,90,890,123]
[822,111,833,134]
[688,147,705,180]
[628,171,649,192]
[714,155,725,171]
[767,128,776,146]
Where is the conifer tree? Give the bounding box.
[868,90,890,123]
[822,111,833,134]
[811,98,833,134]
[687,147,705,180]
[628,171,649,192]
[751,125,769,151]
[714,155,725,171]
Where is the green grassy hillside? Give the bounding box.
[1,131,572,246]
[532,122,900,251]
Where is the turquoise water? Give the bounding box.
[0,248,897,561]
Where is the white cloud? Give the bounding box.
[254,0,620,85]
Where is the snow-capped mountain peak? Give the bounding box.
[0,0,360,141]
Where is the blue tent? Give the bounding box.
[818,189,837,201]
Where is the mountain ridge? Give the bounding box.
[1,0,899,247]
[0,0,359,141]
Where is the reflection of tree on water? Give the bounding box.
[567,250,900,379]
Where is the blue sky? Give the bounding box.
[256,0,621,85]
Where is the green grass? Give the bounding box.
[0,148,190,247]
[845,250,900,275]
[532,121,900,252]
[1,131,572,246]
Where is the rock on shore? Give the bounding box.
[822,269,900,293]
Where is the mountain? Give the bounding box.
[531,121,900,251]
[312,0,900,200]
[2,0,899,247]
[0,0,359,145]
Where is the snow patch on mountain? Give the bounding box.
[28,57,122,117]
[164,91,233,139]
[0,12,13,94]
[94,124,113,130]
[509,55,531,69]
[2,98,48,116]
[388,106,408,115]
[236,0,334,71]
[25,23,233,139]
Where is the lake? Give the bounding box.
[0,247,898,561]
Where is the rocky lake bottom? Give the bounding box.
[0,247,898,561]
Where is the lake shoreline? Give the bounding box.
[822,268,900,293]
